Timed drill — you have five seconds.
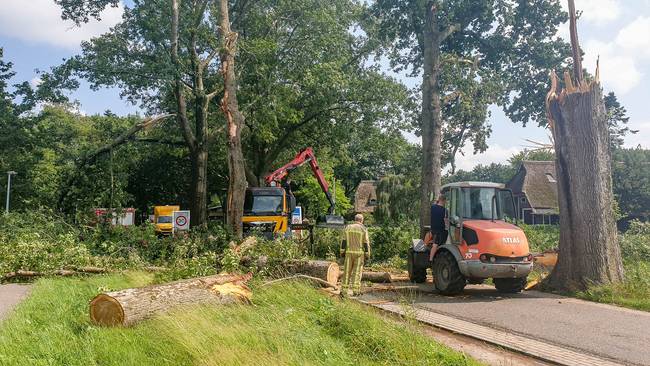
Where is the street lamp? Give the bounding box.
[5,171,16,214]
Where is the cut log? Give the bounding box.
[285,260,340,287]
[89,273,252,327]
[337,271,393,283]
[361,271,392,283]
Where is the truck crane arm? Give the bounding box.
[264,147,339,218]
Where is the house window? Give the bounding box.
[546,173,556,183]
[367,198,377,206]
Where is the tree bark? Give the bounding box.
[89,273,252,326]
[190,147,208,226]
[545,73,624,291]
[419,2,444,236]
[219,0,247,239]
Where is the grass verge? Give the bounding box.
[575,261,650,312]
[0,272,479,366]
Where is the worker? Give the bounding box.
[340,214,370,297]
[429,194,448,261]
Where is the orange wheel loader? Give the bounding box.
[408,182,533,294]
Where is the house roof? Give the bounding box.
[354,180,378,213]
[508,161,558,211]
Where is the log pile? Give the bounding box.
[89,273,252,326]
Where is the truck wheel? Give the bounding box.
[494,277,527,293]
[432,251,466,295]
[407,248,427,283]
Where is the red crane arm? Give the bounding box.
[264,147,336,214]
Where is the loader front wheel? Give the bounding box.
[494,277,527,293]
[433,251,466,295]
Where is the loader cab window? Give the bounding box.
[498,189,517,222]
[244,193,284,216]
[461,188,495,220]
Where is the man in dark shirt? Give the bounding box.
[429,194,448,261]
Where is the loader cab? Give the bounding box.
[442,182,518,245]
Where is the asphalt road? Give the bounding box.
[375,284,650,366]
[0,284,31,322]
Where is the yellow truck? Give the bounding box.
[153,205,179,235]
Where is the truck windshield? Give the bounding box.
[244,194,283,215]
[461,188,497,220]
[157,216,173,224]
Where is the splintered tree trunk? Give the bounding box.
[545,0,624,291]
[419,3,443,237]
[219,0,247,239]
[89,273,252,326]
[545,77,624,290]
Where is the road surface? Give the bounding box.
[361,284,650,366]
[0,284,31,322]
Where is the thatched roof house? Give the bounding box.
[354,180,378,213]
[507,161,559,225]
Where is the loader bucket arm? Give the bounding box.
[264,147,344,226]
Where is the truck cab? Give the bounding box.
[409,182,533,294]
[242,187,290,238]
[153,205,179,235]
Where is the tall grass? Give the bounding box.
[0,273,478,366]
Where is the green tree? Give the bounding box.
[374,175,419,225]
[604,92,637,150]
[508,149,555,168]
[370,0,569,233]
[612,148,650,219]
[445,163,515,185]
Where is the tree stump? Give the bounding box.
[89,273,252,326]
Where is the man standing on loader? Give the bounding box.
[429,194,448,261]
[340,214,371,297]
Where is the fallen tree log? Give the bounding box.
[284,260,339,287]
[90,273,252,327]
[338,271,393,283]
[361,271,392,283]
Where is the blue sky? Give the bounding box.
[1,0,648,171]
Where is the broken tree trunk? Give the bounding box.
[89,273,252,326]
[284,260,340,287]
[544,0,623,291]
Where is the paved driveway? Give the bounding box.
[0,284,31,322]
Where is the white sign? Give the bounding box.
[173,210,191,231]
[292,206,303,225]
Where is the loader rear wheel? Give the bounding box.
[433,251,466,295]
[407,248,427,283]
[494,277,527,293]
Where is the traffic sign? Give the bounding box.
[173,210,190,231]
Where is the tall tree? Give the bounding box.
[54,0,230,227]
[545,0,623,291]
[604,91,637,150]
[371,0,569,233]
[218,0,247,238]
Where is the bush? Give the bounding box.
[619,221,650,261]
[369,222,418,262]
[521,224,559,252]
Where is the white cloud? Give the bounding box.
[454,144,522,172]
[615,16,650,59]
[560,0,622,24]
[582,39,643,95]
[0,0,123,50]
[30,77,43,88]
[624,120,650,148]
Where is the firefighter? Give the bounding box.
[340,214,370,297]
